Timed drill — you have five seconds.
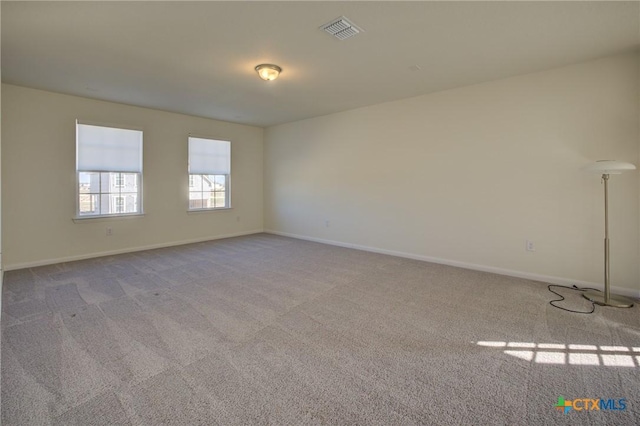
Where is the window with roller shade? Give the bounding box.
[76,121,143,217]
[188,137,230,210]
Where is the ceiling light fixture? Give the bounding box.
[255,64,282,81]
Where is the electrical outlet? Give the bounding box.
[325,220,330,228]
[236,216,240,222]
[106,227,113,237]
[525,239,535,252]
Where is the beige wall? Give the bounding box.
[265,53,640,296]
[1,84,264,268]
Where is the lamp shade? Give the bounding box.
[583,160,636,175]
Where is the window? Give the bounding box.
[76,122,143,217]
[188,137,230,210]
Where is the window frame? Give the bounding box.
[187,135,231,212]
[75,120,144,219]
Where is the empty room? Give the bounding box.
[1,1,639,425]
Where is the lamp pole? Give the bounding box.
[582,171,634,308]
[603,173,610,303]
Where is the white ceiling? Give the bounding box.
[2,1,639,127]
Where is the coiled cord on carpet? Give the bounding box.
[548,284,599,314]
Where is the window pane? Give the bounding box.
[201,175,215,192]
[189,174,203,192]
[79,194,99,215]
[202,189,213,208]
[120,193,138,213]
[122,173,138,190]
[214,175,226,190]
[79,172,99,194]
[101,194,113,215]
[189,197,207,209]
[100,173,113,193]
[214,192,226,208]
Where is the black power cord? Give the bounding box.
[548,284,600,314]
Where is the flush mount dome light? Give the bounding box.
[255,64,282,81]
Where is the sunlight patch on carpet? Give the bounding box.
[476,341,640,367]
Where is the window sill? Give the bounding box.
[187,207,233,214]
[72,213,145,223]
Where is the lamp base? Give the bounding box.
[582,291,635,308]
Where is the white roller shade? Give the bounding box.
[77,123,143,172]
[189,137,230,175]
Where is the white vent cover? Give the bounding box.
[321,16,362,40]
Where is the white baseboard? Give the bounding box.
[265,229,640,300]
[3,229,264,271]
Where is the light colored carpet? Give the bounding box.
[2,233,639,425]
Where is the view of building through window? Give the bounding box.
[78,172,139,215]
[188,174,227,209]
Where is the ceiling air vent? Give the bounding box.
[321,16,362,40]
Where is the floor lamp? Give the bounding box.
[582,160,636,308]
